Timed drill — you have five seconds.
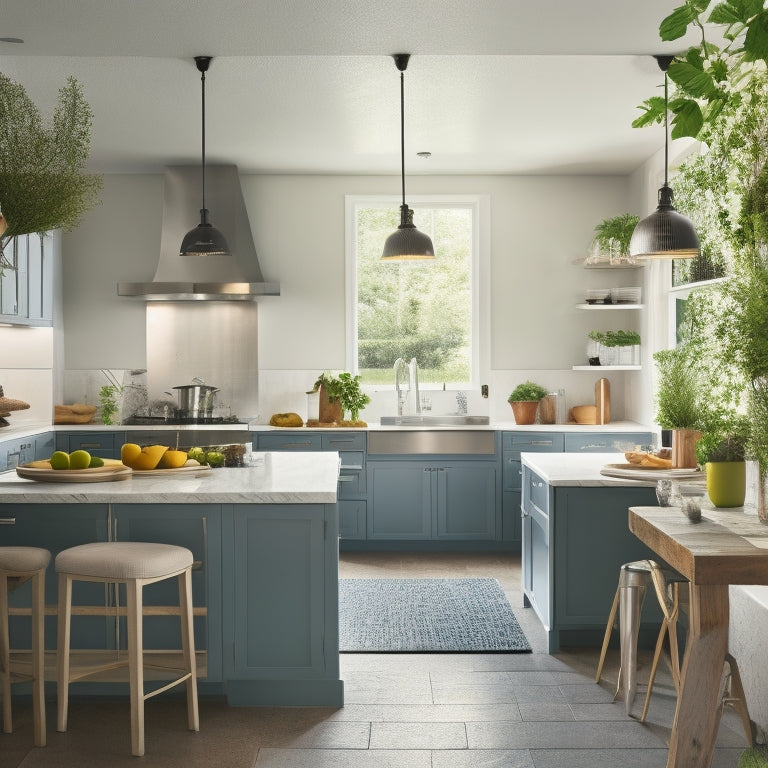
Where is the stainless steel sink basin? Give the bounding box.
[379,415,490,426]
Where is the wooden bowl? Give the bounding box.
[571,405,597,424]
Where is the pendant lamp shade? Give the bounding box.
[180,56,230,257]
[381,54,435,261]
[629,56,698,260]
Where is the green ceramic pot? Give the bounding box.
[706,461,746,508]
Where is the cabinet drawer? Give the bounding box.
[255,433,322,451]
[338,466,366,498]
[63,433,117,458]
[502,432,563,455]
[564,432,653,453]
[322,433,366,452]
[527,471,549,515]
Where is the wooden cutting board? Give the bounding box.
[595,378,610,424]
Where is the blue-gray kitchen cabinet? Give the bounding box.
[112,504,223,684]
[0,503,111,651]
[521,464,659,652]
[34,431,55,461]
[0,435,37,472]
[563,431,653,453]
[253,431,366,540]
[0,232,54,326]
[501,432,564,548]
[366,460,498,541]
[56,431,125,459]
[222,502,343,706]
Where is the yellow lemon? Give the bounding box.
[156,450,188,469]
[128,445,169,471]
[69,450,91,470]
[121,443,142,466]
[49,451,70,470]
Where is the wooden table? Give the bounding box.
[629,506,768,768]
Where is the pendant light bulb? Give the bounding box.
[180,56,230,257]
[629,55,699,260]
[381,54,435,261]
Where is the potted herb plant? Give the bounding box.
[697,424,748,508]
[508,381,548,425]
[588,213,640,265]
[653,345,705,468]
[309,371,371,426]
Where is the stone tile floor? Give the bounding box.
[1,552,748,767]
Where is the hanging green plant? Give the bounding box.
[0,72,103,265]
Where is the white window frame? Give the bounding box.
[344,194,490,389]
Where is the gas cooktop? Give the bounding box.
[123,415,246,426]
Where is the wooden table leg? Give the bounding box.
[666,583,729,768]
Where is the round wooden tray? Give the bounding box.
[16,463,132,483]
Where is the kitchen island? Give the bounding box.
[520,452,685,651]
[0,451,343,706]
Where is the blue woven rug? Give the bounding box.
[339,578,532,653]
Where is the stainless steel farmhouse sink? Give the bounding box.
[379,415,490,426]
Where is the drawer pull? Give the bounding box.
[579,443,607,450]
[0,517,16,525]
[337,476,355,483]
[531,440,553,446]
[280,441,313,448]
[78,443,103,449]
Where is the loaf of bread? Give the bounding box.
[624,451,673,469]
[54,404,98,424]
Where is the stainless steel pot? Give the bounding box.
[173,384,219,418]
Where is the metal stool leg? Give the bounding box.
[619,567,647,715]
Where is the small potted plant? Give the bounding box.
[653,345,705,468]
[508,381,548,425]
[588,213,640,265]
[308,371,371,426]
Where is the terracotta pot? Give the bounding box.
[671,428,701,469]
[318,384,343,424]
[510,400,539,425]
[706,461,746,508]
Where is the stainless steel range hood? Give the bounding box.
[118,165,279,301]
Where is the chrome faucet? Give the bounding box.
[393,357,421,416]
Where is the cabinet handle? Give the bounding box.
[280,441,313,448]
[531,441,553,446]
[0,517,16,525]
[579,443,607,450]
[78,442,104,449]
[338,476,355,483]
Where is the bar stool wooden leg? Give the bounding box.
[56,574,73,733]
[178,569,199,732]
[127,578,145,757]
[31,568,46,747]
[0,573,11,736]
[596,585,620,684]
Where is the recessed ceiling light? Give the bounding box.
[0,37,24,43]
[417,151,432,159]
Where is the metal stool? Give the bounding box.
[596,559,685,721]
[0,546,51,747]
[55,541,199,756]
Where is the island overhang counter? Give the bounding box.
[0,451,344,707]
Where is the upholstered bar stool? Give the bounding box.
[0,546,51,747]
[55,542,198,756]
[595,559,686,721]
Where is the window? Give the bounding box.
[346,196,483,387]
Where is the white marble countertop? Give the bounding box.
[520,451,699,488]
[0,451,340,504]
[0,420,654,441]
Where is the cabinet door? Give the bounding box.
[502,490,522,543]
[0,504,110,650]
[229,504,326,678]
[435,463,497,539]
[58,432,122,459]
[367,462,432,539]
[522,500,550,629]
[113,504,222,681]
[0,233,53,326]
[339,500,366,540]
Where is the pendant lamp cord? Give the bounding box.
[663,71,669,188]
[200,66,207,213]
[400,70,406,207]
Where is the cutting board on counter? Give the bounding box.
[595,378,610,424]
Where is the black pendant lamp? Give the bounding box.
[180,56,230,257]
[381,54,435,261]
[629,56,699,260]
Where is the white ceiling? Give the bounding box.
[1,0,707,176]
